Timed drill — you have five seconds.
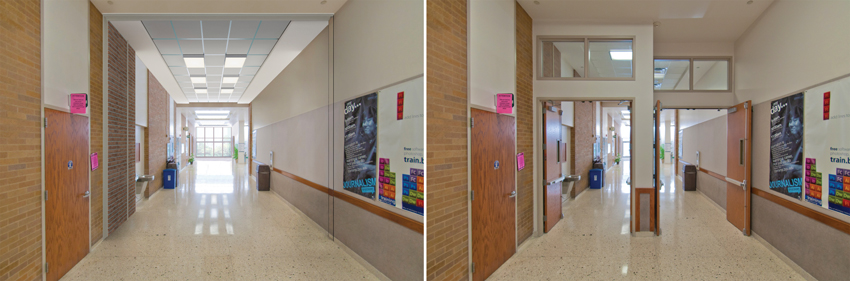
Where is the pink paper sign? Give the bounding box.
[90,153,99,171]
[517,153,525,171]
[496,93,513,114]
[70,93,87,114]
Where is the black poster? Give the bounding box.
[769,92,804,199]
[343,93,378,199]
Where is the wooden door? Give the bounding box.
[726,101,752,235]
[542,102,562,233]
[45,109,90,281]
[653,101,661,235]
[471,109,516,281]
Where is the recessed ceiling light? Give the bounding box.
[196,110,229,115]
[184,55,205,68]
[195,88,208,94]
[610,50,632,61]
[221,88,234,94]
[190,76,207,83]
[196,115,228,119]
[222,76,239,84]
[224,55,247,68]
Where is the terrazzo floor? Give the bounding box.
[488,160,807,281]
[62,159,377,280]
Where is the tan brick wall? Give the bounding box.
[0,0,43,280]
[515,2,534,246]
[426,0,469,280]
[571,101,594,197]
[106,22,136,234]
[89,2,104,245]
[145,72,168,196]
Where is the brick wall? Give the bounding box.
[426,0,469,280]
[89,2,104,245]
[572,101,594,197]
[515,2,534,246]
[0,0,42,280]
[145,72,168,196]
[106,23,136,234]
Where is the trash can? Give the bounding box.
[589,169,603,189]
[257,165,270,191]
[683,165,697,191]
[163,169,177,189]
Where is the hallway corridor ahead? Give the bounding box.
[488,161,806,280]
[62,159,377,280]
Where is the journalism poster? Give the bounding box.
[769,93,804,200]
[343,93,378,200]
[804,80,850,217]
[377,77,424,215]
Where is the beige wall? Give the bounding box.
[333,0,423,102]
[680,114,726,174]
[43,0,89,113]
[735,0,850,105]
[252,27,330,129]
[469,0,516,113]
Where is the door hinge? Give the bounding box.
[470,190,475,201]
[44,118,47,128]
[543,215,547,221]
[471,262,475,274]
[45,262,48,273]
[44,190,48,201]
[470,118,474,128]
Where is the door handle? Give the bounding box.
[509,191,517,198]
[82,191,90,198]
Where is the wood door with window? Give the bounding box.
[726,101,752,235]
[543,102,563,233]
[653,101,662,235]
[471,109,516,281]
[45,109,90,281]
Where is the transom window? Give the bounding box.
[654,58,731,91]
[538,37,634,80]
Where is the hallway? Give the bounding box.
[488,161,806,280]
[62,159,377,280]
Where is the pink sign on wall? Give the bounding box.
[496,93,514,114]
[517,152,525,171]
[90,153,99,171]
[70,93,87,114]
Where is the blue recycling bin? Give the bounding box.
[163,169,177,189]
[589,169,603,189]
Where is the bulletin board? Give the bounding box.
[803,76,850,217]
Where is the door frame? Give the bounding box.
[532,98,635,236]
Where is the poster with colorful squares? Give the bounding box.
[402,168,424,215]
[376,77,424,215]
[804,77,850,218]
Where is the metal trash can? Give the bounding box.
[683,165,697,191]
[257,165,270,191]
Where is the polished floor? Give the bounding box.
[64,159,377,280]
[489,160,806,280]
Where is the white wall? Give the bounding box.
[135,125,145,177]
[43,0,89,114]
[135,56,148,126]
[681,115,726,174]
[253,27,329,129]
[469,0,516,113]
[735,0,850,105]
[560,101,574,126]
[533,24,654,232]
[333,0,423,102]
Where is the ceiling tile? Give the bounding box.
[235,82,250,88]
[170,66,188,76]
[188,68,206,75]
[207,82,221,88]
[205,54,225,66]
[154,40,181,55]
[173,21,202,38]
[175,76,192,83]
[201,20,231,38]
[245,55,267,67]
[179,40,204,54]
[256,21,289,38]
[223,68,241,75]
[237,76,253,83]
[229,21,261,38]
[205,66,223,75]
[226,40,252,54]
[163,55,185,67]
[248,40,275,55]
[240,67,259,75]
[203,40,227,54]
[142,21,175,38]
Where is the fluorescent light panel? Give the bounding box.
[184,55,205,68]
[222,76,239,84]
[610,50,633,61]
[190,76,207,83]
[195,88,208,94]
[196,115,229,119]
[221,89,234,94]
[224,55,247,68]
[196,110,229,115]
